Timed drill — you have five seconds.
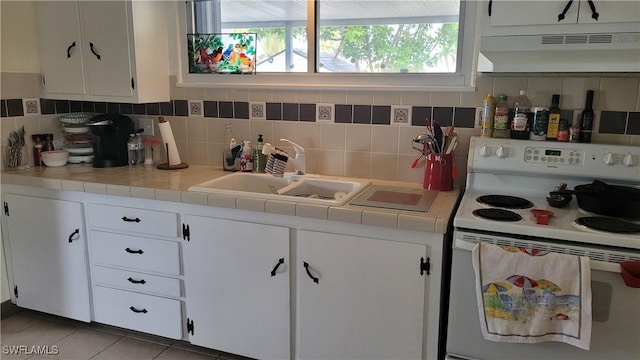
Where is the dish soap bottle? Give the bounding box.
[240,140,253,172]
[254,134,267,173]
[480,93,495,138]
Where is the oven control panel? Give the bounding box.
[524,147,584,165]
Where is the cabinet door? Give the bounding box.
[35,1,86,95]
[80,1,134,97]
[296,230,426,360]
[490,1,578,26]
[4,194,91,322]
[183,216,290,360]
[577,0,640,24]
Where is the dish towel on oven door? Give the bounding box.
[472,242,592,350]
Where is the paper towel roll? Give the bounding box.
[158,118,182,166]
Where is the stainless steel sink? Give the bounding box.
[188,172,371,206]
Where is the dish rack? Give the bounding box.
[59,113,95,164]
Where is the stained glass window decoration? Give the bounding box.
[188,33,257,74]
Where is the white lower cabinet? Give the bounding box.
[3,194,91,322]
[183,215,290,360]
[296,230,428,360]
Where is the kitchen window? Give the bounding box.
[179,0,479,90]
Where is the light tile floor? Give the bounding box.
[1,310,254,360]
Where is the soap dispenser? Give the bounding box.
[254,134,267,173]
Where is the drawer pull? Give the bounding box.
[127,277,146,284]
[303,261,319,284]
[121,216,141,223]
[270,258,285,277]
[129,306,148,314]
[125,247,144,254]
[67,228,80,243]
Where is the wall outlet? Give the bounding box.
[139,118,154,136]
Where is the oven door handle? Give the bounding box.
[455,238,622,273]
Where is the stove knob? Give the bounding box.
[496,146,507,158]
[623,154,635,166]
[603,152,616,165]
[479,145,490,157]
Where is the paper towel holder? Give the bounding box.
[157,117,189,170]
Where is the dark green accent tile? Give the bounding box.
[6,99,23,117]
[107,103,120,113]
[411,106,432,126]
[94,102,107,113]
[266,102,282,120]
[219,101,233,118]
[132,103,146,115]
[283,103,298,121]
[119,103,133,115]
[174,100,189,116]
[82,101,95,113]
[1,100,7,117]
[234,102,249,119]
[55,100,70,114]
[627,112,640,135]
[599,111,626,134]
[335,104,352,123]
[353,105,371,124]
[69,101,83,112]
[372,106,391,125]
[146,103,160,115]
[453,107,476,128]
[40,99,55,114]
[160,102,174,116]
[203,101,217,118]
[433,107,453,127]
[299,103,316,122]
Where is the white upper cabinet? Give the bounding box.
[35,1,169,103]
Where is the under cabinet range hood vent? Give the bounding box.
[478,32,640,73]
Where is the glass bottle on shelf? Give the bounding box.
[492,95,510,138]
[579,90,595,143]
[510,90,532,140]
[127,133,138,166]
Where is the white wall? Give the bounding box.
[0,1,40,73]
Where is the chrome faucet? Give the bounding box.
[279,139,306,175]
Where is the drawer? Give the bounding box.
[87,203,178,237]
[92,266,181,297]
[90,231,181,275]
[93,286,182,339]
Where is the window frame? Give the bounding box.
[176,0,480,91]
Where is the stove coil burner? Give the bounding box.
[476,195,534,209]
[472,208,523,222]
[576,217,640,234]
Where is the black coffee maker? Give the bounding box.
[88,114,134,168]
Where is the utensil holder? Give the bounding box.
[424,153,453,191]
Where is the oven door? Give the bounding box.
[446,230,640,360]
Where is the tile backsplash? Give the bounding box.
[2,73,639,186]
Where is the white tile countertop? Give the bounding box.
[1,164,460,234]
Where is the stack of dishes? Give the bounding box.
[59,113,95,164]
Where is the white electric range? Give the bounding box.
[446,137,640,360]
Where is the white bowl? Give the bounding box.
[41,150,69,167]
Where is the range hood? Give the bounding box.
[478,32,640,73]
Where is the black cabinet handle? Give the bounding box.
[270,258,285,277]
[67,228,80,243]
[66,41,76,58]
[303,262,319,284]
[587,0,599,20]
[129,306,147,314]
[89,42,101,60]
[127,277,146,284]
[558,0,574,22]
[125,247,144,254]
[121,216,141,223]
[488,0,492,16]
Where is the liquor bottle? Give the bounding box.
[510,90,531,140]
[480,93,495,138]
[492,95,510,138]
[127,133,138,166]
[579,90,594,143]
[546,94,561,141]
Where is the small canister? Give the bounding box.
[557,119,569,142]
[529,107,549,141]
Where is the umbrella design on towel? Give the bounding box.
[519,247,550,256]
[482,281,513,294]
[507,275,538,288]
[536,279,562,293]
